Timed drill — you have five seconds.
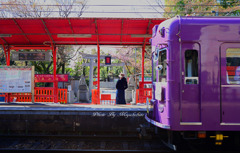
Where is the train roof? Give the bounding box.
[154,16,240,43]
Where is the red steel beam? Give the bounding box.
[42,41,150,45]
[12,19,31,44]
[143,19,151,46]
[9,46,52,50]
[2,33,152,36]
[7,48,10,66]
[0,38,8,45]
[120,19,123,45]
[6,47,10,102]
[67,19,77,45]
[142,45,145,83]
[41,19,55,44]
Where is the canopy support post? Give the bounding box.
[142,45,145,83]
[2,44,10,66]
[7,48,10,66]
[52,46,58,103]
[97,43,100,104]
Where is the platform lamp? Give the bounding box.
[131,34,152,38]
[0,34,12,37]
[57,34,92,38]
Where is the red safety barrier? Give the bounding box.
[100,94,115,105]
[136,81,152,104]
[91,89,116,105]
[136,89,152,104]
[11,93,32,102]
[101,94,111,100]
[1,88,67,103]
[58,89,67,104]
[35,87,54,102]
[91,89,99,104]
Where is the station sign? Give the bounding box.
[12,51,52,61]
[35,74,69,82]
[0,66,34,93]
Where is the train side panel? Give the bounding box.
[147,16,240,131]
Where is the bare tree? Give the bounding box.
[146,0,170,18]
[55,0,87,17]
[0,4,8,18]
[109,47,152,75]
[57,45,84,74]
[1,0,53,18]
[55,0,87,73]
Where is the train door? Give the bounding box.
[181,43,201,124]
[221,43,240,124]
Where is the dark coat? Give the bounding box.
[116,77,128,104]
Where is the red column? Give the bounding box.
[3,48,7,65]
[97,43,100,104]
[7,48,10,66]
[142,46,145,83]
[4,47,10,102]
[53,46,58,103]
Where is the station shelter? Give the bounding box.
[0,18,165,104]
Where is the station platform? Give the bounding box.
[0,103,148,136]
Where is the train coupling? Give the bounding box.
[137,124,153,139]
[210,133,229,145]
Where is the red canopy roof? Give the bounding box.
[0,18,165,46]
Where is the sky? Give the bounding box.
[1,0,165,18]
[5,0,164,18]
[82,0,163,18]
[83,0,164,18]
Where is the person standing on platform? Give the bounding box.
[116,73,128,104]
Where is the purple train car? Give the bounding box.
[146,16,240,148]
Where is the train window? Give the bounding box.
[152,59,157,82]
[185,50,198,84]
[226,48,240,84]
[158,50,167,82]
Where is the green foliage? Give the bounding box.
[0,49,15,66]
[100,66,108,81]
[219,0,240,16]
[220,0,237,9]
[31,61,53,74]
[174,0,186,15]
[0,51,6,65]
[164,0,240,17]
